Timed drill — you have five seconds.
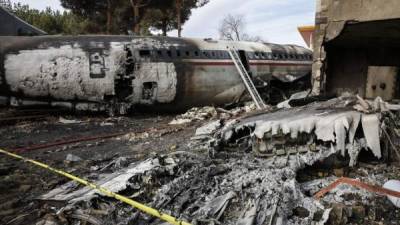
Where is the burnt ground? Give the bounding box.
[0,108,197,224]
[0,107,400,225]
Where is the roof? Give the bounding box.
[0,6,47,36]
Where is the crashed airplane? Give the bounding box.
[0,36,312,114]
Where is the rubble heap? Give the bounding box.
[31,95,400,225]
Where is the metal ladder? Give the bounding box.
[227,46,266,109]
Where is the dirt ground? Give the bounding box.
[1,106,400,225]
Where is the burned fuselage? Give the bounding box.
[0,36,312,114]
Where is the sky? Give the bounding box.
[10,0,316,46]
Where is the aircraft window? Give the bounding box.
[185,51,190,57]
[246,52,251,59]
[261,52,266,59]
[166,50,172,58]
[139,50,151,57]
[157,50,163,57]
[255,52,260,59]
[224,52,230,59]
[273,54,278,59]
[194,51,199,57]
[203,51,209,58]
[176,50,181,57]
[211,51,216,58]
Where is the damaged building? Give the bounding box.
[312,0,400,101]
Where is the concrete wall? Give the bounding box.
[312,0,400,99]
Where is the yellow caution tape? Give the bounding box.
[0,148,192,225]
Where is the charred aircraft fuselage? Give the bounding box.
[0,36,312,113]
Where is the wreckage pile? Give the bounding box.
[19,95,400,225]
[169,103,257,125]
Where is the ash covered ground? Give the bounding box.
[1,97,400,225]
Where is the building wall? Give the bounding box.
[312,0,400,99]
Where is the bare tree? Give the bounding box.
[218,14,264,42]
